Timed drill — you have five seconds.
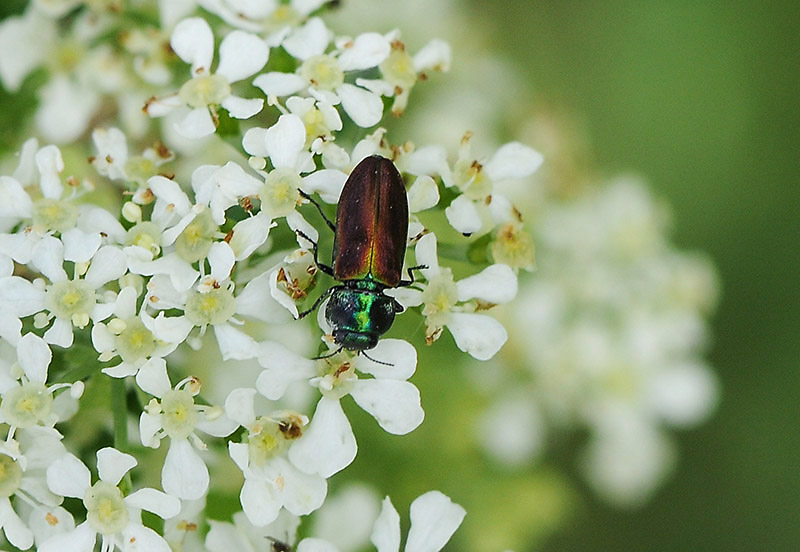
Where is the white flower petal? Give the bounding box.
[215,324,260,361]
[268,267,300,319]
[144,93,184,117]
[38,521,96,552]
[338,84,383,128]
[413,39,452,72]
[288,397,356,478]
[414,233,440,279]
[152,313,195,343]
[32,235,66,283]
[300,169,347,204]
[44,318,74,348]
[242,126,269,157]
[265,114,306,169]
[208,241,235,281]
[405,491,466,552]
[256,341,315,400]
[222,94,264,119]
[407,175,439,213]
[224,388,256,427]
[297,538,340,552]
[399,145,452,188]
[217,30,268,82]
[0,276,44,317]
[236,270,294,323]
[337,32,390,71]
[135,357,172,397]
[121,523,173,552]
[355,339,416,380]
[127,487,182,519]
[253,72,308,97]
[97,447,137,485]
[35,145,64,199]
[17,333,50,383]
[447,312,507,361]
[0,176,32,221]
[229,212,276,260]
[171,17,214,73]
[484,142,544,181]
[0,498,33,550]
[46,454,91,499]
[139,411,162,448]
[27,506,75,547]
[370,496,401,552]
[149,175,193,215]
[175,107,216,138]
[275,457,327,516]
[85,246,127,288]
[445,195,482,235]
[240,476,282,527]
[62,228,102,264]
[161,438,209,500]
[350,379,423,435]
[456,264,517,304]
[196,411,239,438]
[283,17,330,60]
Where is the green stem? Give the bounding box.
[111,378,129,453]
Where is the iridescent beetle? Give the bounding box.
[297,155,423,355]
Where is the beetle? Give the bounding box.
[297,154,422,355]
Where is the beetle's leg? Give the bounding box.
[297,284,340,319]
[295,229,334,277]
[398,264,428,287]
[298,189,336,233]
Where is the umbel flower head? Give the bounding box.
[0,0,720,550]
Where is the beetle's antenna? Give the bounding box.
[298,189,336,232]
[361,350,394,366]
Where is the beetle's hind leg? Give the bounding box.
[295,229,334,277]
[398,264,428,287]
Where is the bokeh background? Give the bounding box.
[452,2,799,551]
[0,1,796,551]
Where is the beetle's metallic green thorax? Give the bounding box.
[325,278,399,351]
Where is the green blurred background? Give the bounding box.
[460,1,799,550]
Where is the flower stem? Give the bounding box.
[111,378,129,452]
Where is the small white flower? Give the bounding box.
[206,509,300,552]
[139,375,238,500]
[445,136,543,235]
[0,143,125,264]
[0,5,57,92]
[396,232,517,361]
[198,0,330,34]
[254,18,390,128]
[145,17,269,138]
[256,339,424,478]
[91,286,178,380]
[0,426,68,551]
[0,333,82,429]
[224,388,327,526]
[90,127,173,187]
[145,244,262,360]
[243,113,347,219]
[370,491,466,552]
[0,237,127,348]
[41,447,181,552]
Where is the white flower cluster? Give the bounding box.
[0,1,540,550]
[484,176,719,507]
